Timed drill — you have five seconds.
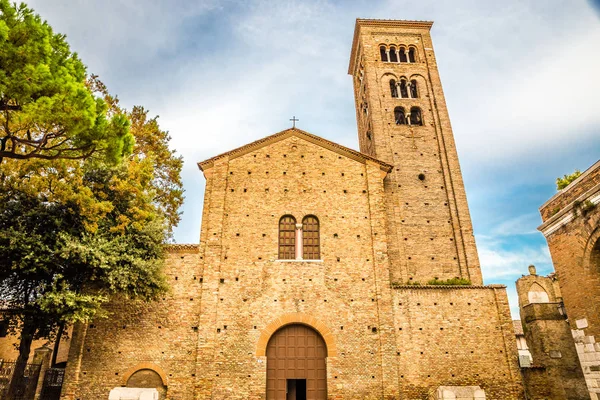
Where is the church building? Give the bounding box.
[59,19,527,400]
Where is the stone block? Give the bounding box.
[584,335,596,344]
[435,386,486,400]
[576,318,589,329]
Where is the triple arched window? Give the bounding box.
[380,45,417,63]
[390,78,418,98]
[394,106,423,126]
[278,215,320,260]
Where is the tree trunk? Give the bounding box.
[6,318,36,400]
[51,323,64,367]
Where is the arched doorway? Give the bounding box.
[266,324,327,400]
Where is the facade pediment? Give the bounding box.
[197,127,392,173]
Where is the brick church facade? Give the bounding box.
[58,19,527,399]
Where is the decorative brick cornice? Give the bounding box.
[348,18,434,75]
[538,183,600,237]
[539,159,600,211]
[197,127,393,173]
[391,284,505,289]
[164,243,199,252]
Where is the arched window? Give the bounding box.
[410,79,418,98]
[399,48,408,63]
[408,48,416,63]
[302,216,320,260]
[394,107,406,125]
[279,215,296,260]
[389,79,398,98]
[379,46,388,62]
[528,283,550,304]
[399,79,408,98]
[389,46,398,63]
[409,107,423,126]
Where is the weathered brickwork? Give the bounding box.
[515,271,589,399]
[392,286,522,398]
[537,160,600,399]
[61,246,201,400]
[539,161,600,339]
[60,19,527,400]
[348,20,481,285]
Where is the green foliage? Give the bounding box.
[573,199,597,217]
[426,277,472,286]
[556,169,582,190]
[0,0,133,162]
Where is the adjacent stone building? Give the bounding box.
[51,19,532,400]
[534,160,600,399]
[515,266,589,399]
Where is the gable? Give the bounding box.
[197,128,392,173]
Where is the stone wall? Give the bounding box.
[60,246,201,400]
[392,286,523,399]
[516,271,590,399]
[538,160,600,339]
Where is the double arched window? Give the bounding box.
[278,215,320,260]
[380,45,417,63]
[394,106,423,126]
[390,78,418,98]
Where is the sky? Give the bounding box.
[25,0,600,317]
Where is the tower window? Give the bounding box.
[399,79,409,98]
[409,107,423,126]
[302,216,320,260]
[394,107,406,125]
[389,46,398,63]
[278,215,296,260]
[390,79,398,98]
[408,47,417,63]
[380,46,388,62]
[410,79,418,98]
[399,48,408,63]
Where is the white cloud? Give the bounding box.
[490,212,542,236]
[478,236,552,280]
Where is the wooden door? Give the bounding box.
[266,324,327,400]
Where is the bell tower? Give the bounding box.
[348,19,482,285]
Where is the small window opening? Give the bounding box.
[389,46,398,63]
[399,79,409,98]
[379,46,388,62]
[390,79,398,98]
[394,107,406,125]
[409,107,423,126]
[399,48,408,63]
[410,79,418,98]
[408,48,416,63]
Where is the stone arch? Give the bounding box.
[256,312,337,357]
[583,226,600,270]
[528,282,550,304]
[121,362,168,387]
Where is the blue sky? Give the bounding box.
[27,0,600,317]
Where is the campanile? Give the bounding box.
[348,19,482,285]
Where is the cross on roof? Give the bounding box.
[289,116,299,128]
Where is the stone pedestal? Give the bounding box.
[108,387,159,400]
[432,386,486,400]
